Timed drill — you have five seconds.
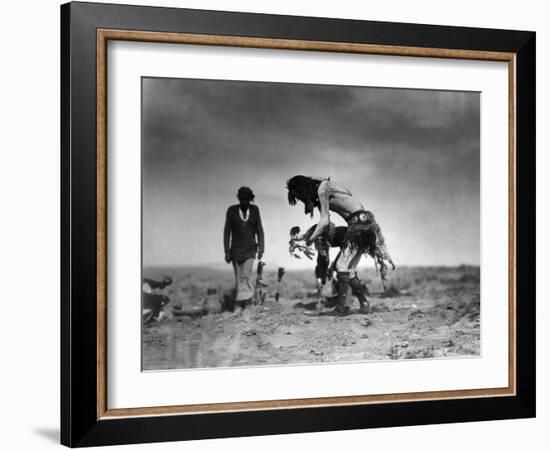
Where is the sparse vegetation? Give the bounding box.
[142,265,480,369]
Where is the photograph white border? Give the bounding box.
[107,40,509,409]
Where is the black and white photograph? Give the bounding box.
[141,77,481,370]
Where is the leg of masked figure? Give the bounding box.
[347,250,370,313]
[334,244,359,315]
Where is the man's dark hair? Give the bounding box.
[286,175,322,217]
[237,186,255,201]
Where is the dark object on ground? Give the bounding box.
[275,267,285,301]
[143,276,173,290]
[370,303,391,313]
[142,276,173,324]
[236,299,252,310]
[323,296,338,308]
[142,293,170,324]
[172,288,224,317]
[293,300,319,311]
[171,305,206,318]
[379,285,402,298]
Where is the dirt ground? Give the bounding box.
[142,265,480,370]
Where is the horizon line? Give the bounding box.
[143,262,480,270]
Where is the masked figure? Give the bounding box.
[287,175,394,315]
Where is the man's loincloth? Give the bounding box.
[344,210,394,282]
[343,210,379,254]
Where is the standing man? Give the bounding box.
[224,186,265,310]
[286,175,395,315]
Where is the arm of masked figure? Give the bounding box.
[307,181,330,243]
[300,224,317,243]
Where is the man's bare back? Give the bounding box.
[308,178,364,242]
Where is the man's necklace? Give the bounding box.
[239,208,250,222]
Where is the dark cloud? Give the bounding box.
[142,77,479,267]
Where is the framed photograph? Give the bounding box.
[61,1,535,447]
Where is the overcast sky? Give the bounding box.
[142,77,479,269]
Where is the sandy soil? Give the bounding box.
[142,266,480,370]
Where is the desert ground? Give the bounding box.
[142,264,480,370]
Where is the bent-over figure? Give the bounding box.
[286,175,395,315]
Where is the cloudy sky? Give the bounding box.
[142,77,479,269]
